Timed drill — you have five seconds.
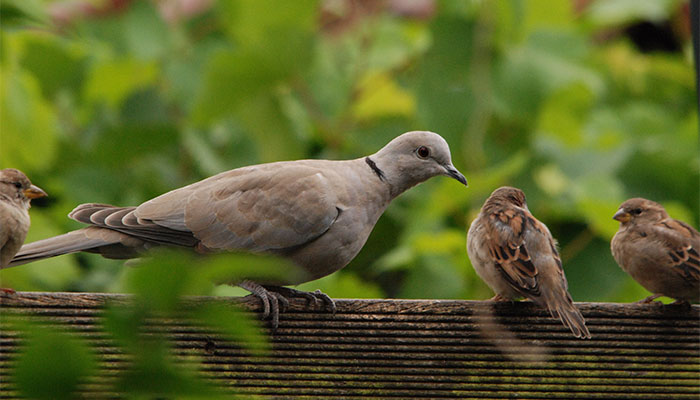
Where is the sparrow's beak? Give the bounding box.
[444,165,467,186]
[24,185,47,199]
[613,209,630,223]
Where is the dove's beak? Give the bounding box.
[613,209,630,223]
[444,165,467,186]
[24,185,47,199]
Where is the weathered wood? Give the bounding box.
[1,292,698,399]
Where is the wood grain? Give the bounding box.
[1,292,698,399]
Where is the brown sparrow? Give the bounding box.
[468,186,590,339]
[611,198,699,304]
[0,168,47,269]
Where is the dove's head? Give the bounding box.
[0,168,47,210]
[613,197,668,226]
[371,131,466,197]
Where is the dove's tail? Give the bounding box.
[5,227,140,268]
[6,203,201,269]
[546,297,591,339]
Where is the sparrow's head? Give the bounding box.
[487,186,528,209]
[613,198,668,226]
[0,168,47,209]
[371,131,467,196]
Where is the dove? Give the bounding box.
[611,198,699,304]
[467,187,590,339]
[0,168,47,269]
[8,131,466,327]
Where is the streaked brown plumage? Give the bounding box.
[0,169,47,269]
[611,198,700,304]
[467,186,590,339]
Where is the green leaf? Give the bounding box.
[352,71,415,121]
[399,255,465,299]
[122,1,171,60]
[415,15,475,145]
[116,338,218,398]
[218,0,317,47]
[0,0,49,29]
[200,252,309,287]
[584,0,679,27]
[571,174,625,240]
[193,303,271,356]
[19,33,87,98]
[123,250,208,312]
[297,272,385,299]
[0,67,58,170]
[12,321,95,400]
[83,58,158,108]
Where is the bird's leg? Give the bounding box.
[489,294,511,302]
[670,299,691,308]
[634,294,663,304]
[237,280,288,330]
[263,285,337,315]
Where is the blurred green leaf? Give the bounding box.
[84,58,158,108]
[352,71,415,121]
[0,67,58,170]
[19,33,87,99]
[297,272,384,299]
[12,321,95,400]
[585,0,679,27]
[399,254,465,299]
[0,0,49,29]
[122,1,171,60]
[193,302,270,356]
[116,339,219,398]
[200,252,308,286]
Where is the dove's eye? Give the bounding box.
[416,146,430,159]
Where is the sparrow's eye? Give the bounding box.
[630,208,642,215]
[13,182,22,189]
[416,146,430,159]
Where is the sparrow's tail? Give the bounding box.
[6,227,143,269]
[546,296,591,339]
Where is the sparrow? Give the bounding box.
[611,198,699,304]
[0,168,47,269]
[467,186,590,339]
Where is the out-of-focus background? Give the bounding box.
[1,0,698,302]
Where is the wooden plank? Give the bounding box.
[1,292,698,399]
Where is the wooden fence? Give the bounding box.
[1,292,698,399]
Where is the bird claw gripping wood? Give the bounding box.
[265,285,337,315]
[239,281,336,330]
[264,286,337,316]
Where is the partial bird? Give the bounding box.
[8,131,467,327]
[611,197,699,304]
[467,186,590,339]
[0,168,47,269]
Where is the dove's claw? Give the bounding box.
[311,289,337,315]
[238,280,282,330]
[238,282,337,330]
[263,285,337,315]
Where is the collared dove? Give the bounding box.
[8,131,466,326]
[0,168,47,269]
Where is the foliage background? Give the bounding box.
[1,0,698,303]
